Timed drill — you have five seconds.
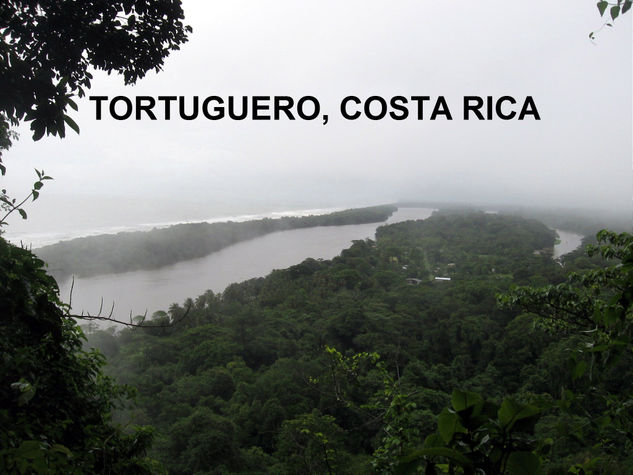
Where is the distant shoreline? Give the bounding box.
[36,205,398,279]
[5,206,356,249]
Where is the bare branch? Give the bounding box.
[64,277,191,328]
[70,303,190,328]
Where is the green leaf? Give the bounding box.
[15,440,43,459]
[423,433,445,448]
[572,360,587,380]
[498,398,540,431]
[33,181,43,190]
[604,306,622,326]
[451,390,483,412]
[597,1,609,16]
[18,209,27,220]
[32,458,47,473]
[32,190,39,201]
[67,97,78,111]
[123,0,133,15]
[64,115,80,135]
[611,5,621,18]
[623,1,632,14]
[18,385,36,405]
[562,389,575,404]
[57,120,65,138]
[51,444,73,457]
[32,127,45,141]
[438,409,467,443]
[506,451,542,474]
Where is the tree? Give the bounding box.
[396,390,546,475]
[388,232,633,474]
[0,0,191,143]
[1,168,52,229]
[591,0,632,39]
[0,2,191,472]
[499,231,633,469]
[275,411,352,475]
[0,238,159,473]
[0,0,191,227]
[500,231,633,370]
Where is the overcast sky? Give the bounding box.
[3,0,632,240]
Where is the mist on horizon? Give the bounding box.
[1,1,630,243]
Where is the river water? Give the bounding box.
[59,207,435,320]
[56,209,583,323]
[553,229,584,260]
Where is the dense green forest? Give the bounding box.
[2,0,631,471]
[36,205,396,278]
[76,211,633,474]
[396,201,631,236]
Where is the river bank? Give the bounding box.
[61,207,435,320]
[54,208,584,325]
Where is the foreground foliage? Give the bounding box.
[0,237,159,473]
[0,0,190,143]
[7,210,632,473]
[499,230,633,472]
[91,211,614,473]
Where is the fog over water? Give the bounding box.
[0,1,627,328]
[57,208,583,326]
[61,208,435,321]
[1,1,630,243]
[4,205,347,249]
